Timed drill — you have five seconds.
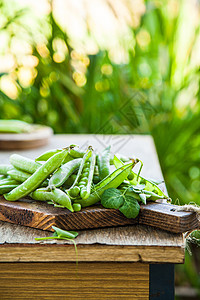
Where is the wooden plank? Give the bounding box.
[0,197,198,233]
[0,221,185,263]
[0,221,184,247]
[0,262,149,299]
[0,244,184,263]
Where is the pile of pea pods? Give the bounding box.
[0,145,169,213]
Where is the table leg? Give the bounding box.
[149,264,174,300]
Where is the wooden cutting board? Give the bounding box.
[0,125,53,150]
[0,196,199,233]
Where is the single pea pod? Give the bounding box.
[35,145,75,162]
[97,146,111,180]
[7,168,48,187]
[4,149,68,201]
[79,152,96,200]
[8,168,33,182]
[35,149,62,161]
[0,178,19,185]
[0,164,13,175]
[68,149,92,197]
[10,154,41,174]
[74,162,134,207]
[113,156,168,199]
[110,153,131,165]
[49,158,82,187]
[0,119,32,133]
[0,185,19,194]
[69,147,85,158]
[30,187,73,212]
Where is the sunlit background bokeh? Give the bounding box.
[0,0,200,297]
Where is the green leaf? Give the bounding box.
[101,188,124,209]
[119,196,140,219]
[101,188,140,219]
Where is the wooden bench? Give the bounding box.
[0,134,185,299]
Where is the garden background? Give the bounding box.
[0,0,200,297]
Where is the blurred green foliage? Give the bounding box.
[0,0,200,293]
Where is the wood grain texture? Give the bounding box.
[0,125,53,150]
[0,262,149,299]
[0,197,198,233]
[0,221,184,247]
[0,244,184,263]
[0,220,185,263]
[0,134,165,182]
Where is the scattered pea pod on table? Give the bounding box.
[0,144,169,217]
[0,119,33,133]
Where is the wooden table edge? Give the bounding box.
[0,243,185,263]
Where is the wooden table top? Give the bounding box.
[0,134,185,263]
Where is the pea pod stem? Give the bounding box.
[4,150,68,201]
[136,160,143,181]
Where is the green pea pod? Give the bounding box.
[4,149,68,201]
[110,153,130,165]
[8,169,33,182]
[62,174,77,188]
[49,158,82,187]
[74,162,134,207]
[97,146,111,180]
[79,152,96,200]
[10,154,41,174]
[30,187,73,212]
[52,226,78,238]
[0,120,32,133]
[113,155,168,199]
[7,169,48,187]
[68,149,92,197]
[69,147,85,158]
[0,185,19,194]
[0,164,13,175]
[35,145,76,162]
[0,178,19,185]
[35,149,62,161]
